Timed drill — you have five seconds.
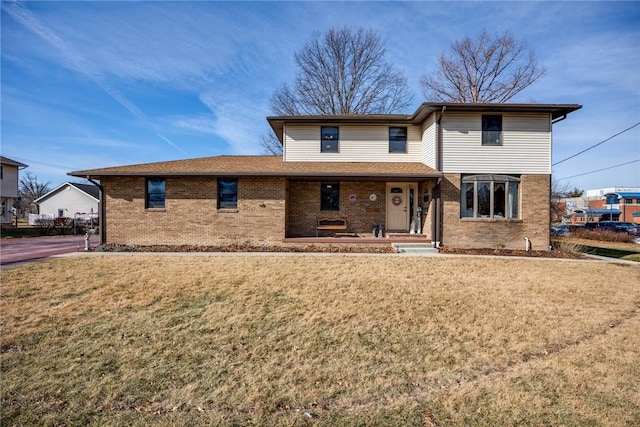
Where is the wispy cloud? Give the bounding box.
[2,1,187,155]
[199,91,269,155]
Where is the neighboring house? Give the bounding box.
[0,156,28,225]
[565,187,640,224]
[69,102,581,250]
[34,182,100,221]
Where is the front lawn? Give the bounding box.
[2,255,639,425]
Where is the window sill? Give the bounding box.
[145,208,166,212]
[461,217,522,223]
[217,209,238,213]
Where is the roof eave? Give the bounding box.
[69,171,442,179]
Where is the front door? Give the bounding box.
[386,183,412,231]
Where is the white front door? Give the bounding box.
[386,184,410,231]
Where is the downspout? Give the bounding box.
[433,106,446,248]
[86,176,105,246]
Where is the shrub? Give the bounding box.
[572,228,636,244]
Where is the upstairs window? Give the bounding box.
[321,183,340,211]
[461,174,520,219]
[389,127,407,153]
[482,115,502,145]
[218,179,238,209]
[321,126,339,152]
[146,178,166,209]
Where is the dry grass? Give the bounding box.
[2,255,640,426]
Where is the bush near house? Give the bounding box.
[572,228,636,244]
[32,217,75,236]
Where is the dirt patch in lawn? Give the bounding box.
[438,246,584,259]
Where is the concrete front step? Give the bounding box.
[392,243,440,255]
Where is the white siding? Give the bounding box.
[0,164,20,198]
[421,114,437,169]
[284,124,422,162]
[441,112,552,174]
[37,185,98,218]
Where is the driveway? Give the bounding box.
[0,235,97,267]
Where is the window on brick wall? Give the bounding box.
[218,179,238,209]
[146,178,166,209]
[320,183,339,211]
[461,174,520,219]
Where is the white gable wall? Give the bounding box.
[284,124,423,162]
[37,185,98,218]
[440,112,552,174]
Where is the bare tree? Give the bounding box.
[265,27,413,154]
[550,177,583,224]
[261,133,284,156]
[420,31,546,103]
[18,172,52,214]
[272,27,413,115]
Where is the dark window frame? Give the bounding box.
[320,182,340,211]
[321,126,339,153]
[146,178,166,209]
[482,115,502,145]
[461,174,520,219]
[217,179,238,210]
[389,127,408,153]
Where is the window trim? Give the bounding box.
[461,174,520,219]
[320,182,340,211]
[482,115,503,145]
[145,178,166,209]
[217,178,238,210]
[389,126,408,153]
[321,126,339,153]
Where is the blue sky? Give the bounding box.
[1,1,639,192]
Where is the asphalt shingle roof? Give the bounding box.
[69,155,442,179]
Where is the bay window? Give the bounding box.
[461,174,520,219]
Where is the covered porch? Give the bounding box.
[284,175,442,241]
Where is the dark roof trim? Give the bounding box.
[0,155,28,168]
[71,171,442,179]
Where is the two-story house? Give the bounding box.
[1,156,28,226]
[68,102,581,250]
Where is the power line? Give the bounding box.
[556,159,640,181]
[552,122,640,166]
[0,155,73,171]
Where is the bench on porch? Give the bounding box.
[316,218,348,237]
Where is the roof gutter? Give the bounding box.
[552,114,567,124]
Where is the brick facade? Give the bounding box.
[287,181,386,237]
[102,176,286,246]
[441,173,550,250]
